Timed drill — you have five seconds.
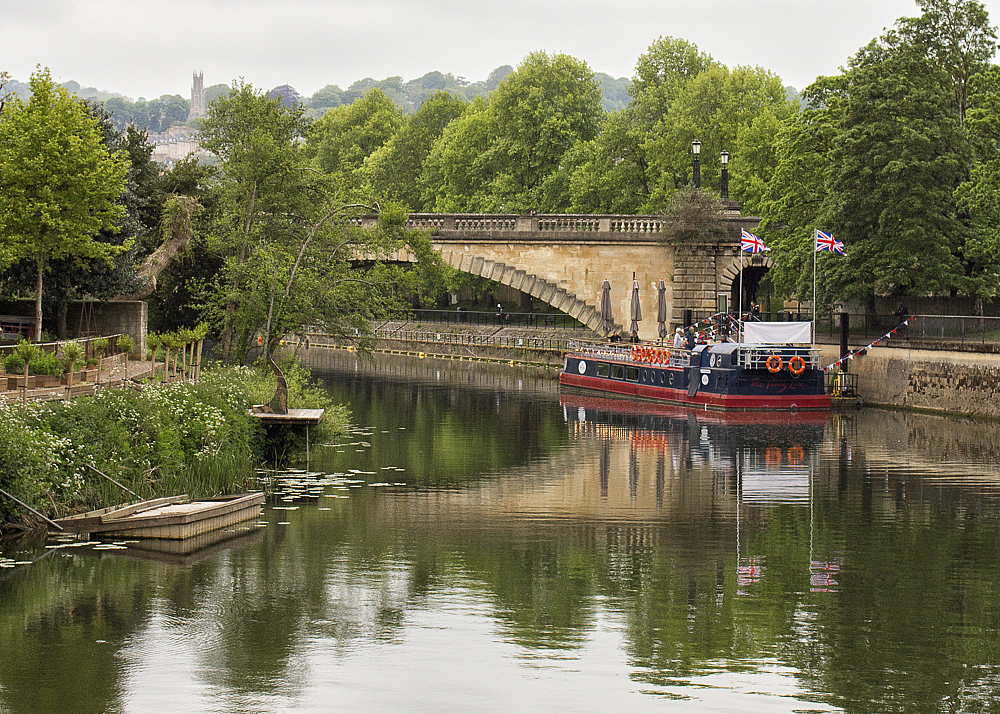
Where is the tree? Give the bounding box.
[659,186,730,244]
[894,0,998,124]
[364,91,467,209]
[197,82,417,363]
[306,88,404,177]
[418,52,602,213]
[0,67,128,338]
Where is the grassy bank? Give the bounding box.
[0,362,348,525]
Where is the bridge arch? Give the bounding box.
[435,249,614,334]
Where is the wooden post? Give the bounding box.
[195,340,204,381]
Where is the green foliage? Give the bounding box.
[28,349,61,377]
[0,67,129,337]
[660,186,731,244]
[61,341,83,372]
[758,0,1000,306]
[363,91,468,209]
[116,334,135,356]
[0,364,348,522]
[419,52,603,213]
[306,88,404,177]
[198,82,416,364]
[2,353,24,374]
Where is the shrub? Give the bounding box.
[29,350,62,376]
[3,353,25,374]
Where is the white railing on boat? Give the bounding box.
[569,342,692,367]
[737,347,822,370]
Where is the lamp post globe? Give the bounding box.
[720,149,729,199]
[692,140,701,188]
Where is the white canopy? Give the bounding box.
[742,321,812,344]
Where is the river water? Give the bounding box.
[3,348,1000,713]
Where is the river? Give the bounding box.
[2,348,1000,713]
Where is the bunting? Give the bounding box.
[824,318,911,371]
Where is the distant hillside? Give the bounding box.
[4,66,632,133]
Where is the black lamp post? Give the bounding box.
[720,149,729,199]
[692,140,701,188]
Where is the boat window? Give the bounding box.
[596,362,610,377]
[610,364,625,380]
[625,366,639,382]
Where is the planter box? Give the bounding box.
[80,369,97,383]
[35,376,61,388]
[7,375,33,389]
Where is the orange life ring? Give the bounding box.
[766,354,783,373]
[765,447,782,466]
[631,345,639,361]
[787,445,805,465]
[788,355,806,375]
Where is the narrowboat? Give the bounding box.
[560,323,830,411]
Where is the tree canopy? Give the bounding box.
[0,67,129,338]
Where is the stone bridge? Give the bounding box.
[368,213,767,340]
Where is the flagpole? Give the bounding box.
[739,250,744,342]
[812,229,817,345]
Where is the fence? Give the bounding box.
[408,309,587,330]
[814,313,1000,346]
[371,327,576,352]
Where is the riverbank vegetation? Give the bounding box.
[0,362,348,525]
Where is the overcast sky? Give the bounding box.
[6,0,1000,100]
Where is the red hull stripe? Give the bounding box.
[559,373,830,411]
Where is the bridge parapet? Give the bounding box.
[350,212,762,340]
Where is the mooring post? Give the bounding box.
[840,313,850,372]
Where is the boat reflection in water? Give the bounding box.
[559,391,841,593]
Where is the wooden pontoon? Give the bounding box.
[53,493,265,539]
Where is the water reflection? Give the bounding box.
[1,350,1000,713]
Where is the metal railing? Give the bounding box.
[815,313,1000,346]
[371,328,576,352]
[407,309,587,330]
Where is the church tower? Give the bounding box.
[189,71,206,121]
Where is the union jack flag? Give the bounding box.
[741,229,768,253]
[815,229,845,254]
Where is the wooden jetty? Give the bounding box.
[53,493,265,539]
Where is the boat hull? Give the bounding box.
[560,343,831,411]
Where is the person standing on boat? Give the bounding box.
[673,327,685,349]
[685,326,696,350]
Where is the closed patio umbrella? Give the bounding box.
[601,279,613,335]
[657,278,668,340]
[630,279,642,335]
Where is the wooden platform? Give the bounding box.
[250,408,325,425]
[54,493,265,539]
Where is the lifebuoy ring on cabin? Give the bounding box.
[787,445,805,465]
[631,345,639,361]
[788,355,806,376]
[766,354,783,373]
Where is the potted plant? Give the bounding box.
[92,336,108,386]
[30,350,62,388]
[117,334,135,381]
[61,341,83,386]
[14,340,37,390]
[3,353,26,390]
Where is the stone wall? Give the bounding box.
[0,299,147,354]
[819,344,1000,418]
